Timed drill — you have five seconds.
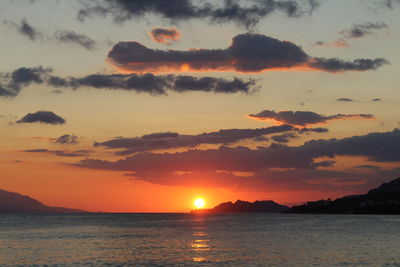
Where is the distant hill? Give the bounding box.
[192,200,289,213]
[0,189,86,213]
[288,177,400,214]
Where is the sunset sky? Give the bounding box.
[1,0,400,212]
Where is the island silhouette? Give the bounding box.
[288,177,400,214]
[0,189,86,213]
[192,200,289,213]
[193,177,400,214]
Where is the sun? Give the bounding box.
[194,198,205,209]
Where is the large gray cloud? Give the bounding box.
[16,111,66,125]
[94,125,327,155]
[78,0,319,28]
[76,129,400,171]
[248,110,374,126]
[0,66,257,97]
[107,33,388,73]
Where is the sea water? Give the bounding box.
[1,213,400,266]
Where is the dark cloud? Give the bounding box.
[22,149,89,157]
[95,125,298,155]
[78,145,321,172]
[78,0,319,28]
[48,73,256,95]
[371,98,381,102]
[248,110,374,126]
[55,30,97,50]
[49,73,256,95]
[53,134,78,145]
[0,86,16,97]
[336,98,354,102]
[0,66,256,97]
[0,66,51,96]
[76,129,400,192]
[341,22,388,39]
[107,33,388,73]
[4,18,43,41]
[16,111,66,125]
[309,58,388,72]
[271,133,297,143]
[150,27,180,44]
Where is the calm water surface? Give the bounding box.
[1,213,400,266]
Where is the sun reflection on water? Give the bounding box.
[191,216,211,263]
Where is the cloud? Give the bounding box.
[107,33,388,73]
[95,125,299,155]
[381,0,400,8]
[49,73,256,95]
[4,19,97,50]
[75,129,400,192]
[55,30,97,50]
[0,86,16,97]
[371,98,381,102]
[248,110,374,126]
[124,168,370,192]
[0,66,51,96]
[22,149,89,157]
[315,39,349,48]
[0,66,257,97]
[354,165,381,170]
[16,111,66,125]
[77,0,319,28]
[336,98,354,102]
[95,125,328,155]
[271,133,297,143]
[150,27,180,44]
[341,22,388,39]
[4,18,43,41]
[316,22,388,49]
[308,58,387,72]
[53,134,78,145]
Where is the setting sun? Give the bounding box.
[194,198,205,209]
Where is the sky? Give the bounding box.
[1,0,400,212]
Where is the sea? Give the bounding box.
[1,213,400,266]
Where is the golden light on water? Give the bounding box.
[193,198,205,209]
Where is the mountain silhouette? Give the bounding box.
[0,189,86,213]
[192,200,289,213]
[288,177,400,214]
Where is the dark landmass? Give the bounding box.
[0,189,86,213]
[192,200,289,213]
[288,177,400,214]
